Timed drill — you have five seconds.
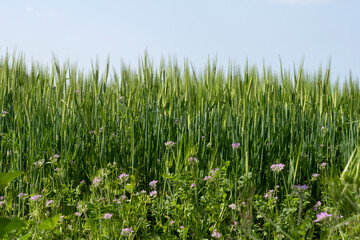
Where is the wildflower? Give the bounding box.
[169,220,175,225]
[121,195,127,200]
[99,127,103,133]
[53,154,60,158]
[34,160,44,168]
[54,168,61,172]
[18,193,29,199]
[313,201,321,211]
[45,200,53,207]
[270,163,285,172]
[92,177,101,187]
[30,195,42,201]
[231,221,238,227]
[118,173,129,182]
[150,190,157,197]
[68,225,72,229]
[293,184,309,195]
[74,212,81,217]
[119,95,124,101]
[293,184,309,190]
[320,162,327,169]
[312,173,320,178]
[264,190,274,199]
[241,201,246,205]
[0,200,5,207]
[211,229,221,238]
[210,168,219,175]
[191,183,196,188]
[1,111,8,117]
[174,119,178,124]
[232,143,240,149]
[75,89,79,95]
[165,141,176,149]
[201,136,205,139]
[80,180,85,184]
[189,157,198,164]
[121,227,134,236]
[204,176,212,181]
[275,185,280,188]
[89,130,95,134]
[277,234,284,239]
[320,144,324,147]
[113,198,121,204]
[103,213,113,219]
[228,204,236,210]
[141,190,146,194]
[314,212,332,222]
[59,215,65,222]
[180,226,184,229]
[332,214,344,221]
[149,180,158,188]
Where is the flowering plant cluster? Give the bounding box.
[165,141,176,149]
[270,163,285,172]
[1,155,358,240]
[232,143,240,149]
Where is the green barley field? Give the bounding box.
[0,52,359,239]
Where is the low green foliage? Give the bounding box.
[0,217,26,237]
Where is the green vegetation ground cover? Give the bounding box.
[0,52,359,239]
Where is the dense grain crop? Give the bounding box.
[0,52,359,239]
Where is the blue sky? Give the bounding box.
[0,0,359,82]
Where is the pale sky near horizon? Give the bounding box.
[0,0,359,83]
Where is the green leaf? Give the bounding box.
[0,172,23,186]
[19,233,32,240]
[38,214,62,230]
[0,217,26,237]
[125,183,135,194]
